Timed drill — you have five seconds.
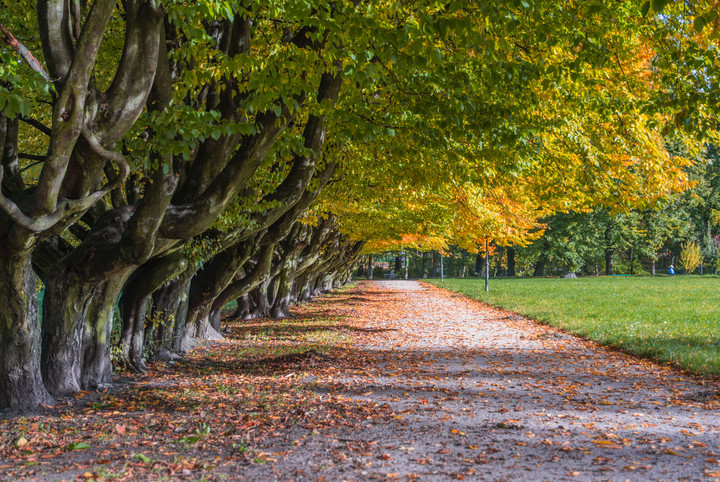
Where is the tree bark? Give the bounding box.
[183,238,258,344]
[151,272,192,360]
[245,279,272,320]
[40,207,138,395]
[232,294,253,319]
[270,258,296,319]
[42,255,133,395]
[119,252,188,372]
[605,248,614,276]
[0,112,52,410]
[0,253,53,410]
[533,256,546,277]
[507,247,516,277]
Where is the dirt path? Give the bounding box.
[251,280,720,481]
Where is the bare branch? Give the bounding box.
[0,165,49,231]
[81,126,130,189]
[72,0,82,41]
[18,153,46,162]
[0,128,130,233]
[0,23,53,82]
[19,116,52,136]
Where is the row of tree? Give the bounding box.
[1,1,717,412]
[0,0,372,411]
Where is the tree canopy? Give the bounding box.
[0,0,718,410]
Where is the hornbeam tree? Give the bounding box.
[1,0,164,410]
[2,0,349,408]
[1,0,717,411]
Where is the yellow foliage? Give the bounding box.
[679,242,703,274]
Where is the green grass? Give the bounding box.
[427,276,720,376]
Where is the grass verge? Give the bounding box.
[427,276,720,376]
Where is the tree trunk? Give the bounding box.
[0,117,53,410]
[507,247,516,277]
[79,276,128,390]
[475,252,484,276]
[432,251,439,277]
[119,285,152,373]
[533,256,546,277]
[151,272,192,361]
[232,294,252,318]
[0,253,53,410]
[270,256,297,319]
[421,252,427,278]
[245,279,272,319]
[296,276,311,302]
[368,254,373,280]
[322,274,334,292]
[119,252,188,372]
[311,275,324,296]
[42,261,133,395]
[605,248,614,276]
[183,240,258,346]
[212,243,276,321]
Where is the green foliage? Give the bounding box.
[178,423,211,445]
[133,453,152,464]
[65,441,90,451]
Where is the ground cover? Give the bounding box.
[3,280,720,480]
[0,286,392,480]
[427,276,720,376]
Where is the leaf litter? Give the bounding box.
[1,280,720,481]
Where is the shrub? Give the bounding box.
[679,241,702,274]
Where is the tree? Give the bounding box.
[0,0,715,411]
[1,0,164,409]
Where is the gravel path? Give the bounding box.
[254,280,720,481]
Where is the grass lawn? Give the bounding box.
[426,276,720,376]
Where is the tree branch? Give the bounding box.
[35,0,120,215]
[0,163,115,232]
[81,126,130,190]
[1,114,25,196]
[19,116,52,136]
[0,126,130,233]
[19,153,46,162]
[96,0,164,144]
[0,23,53,82]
